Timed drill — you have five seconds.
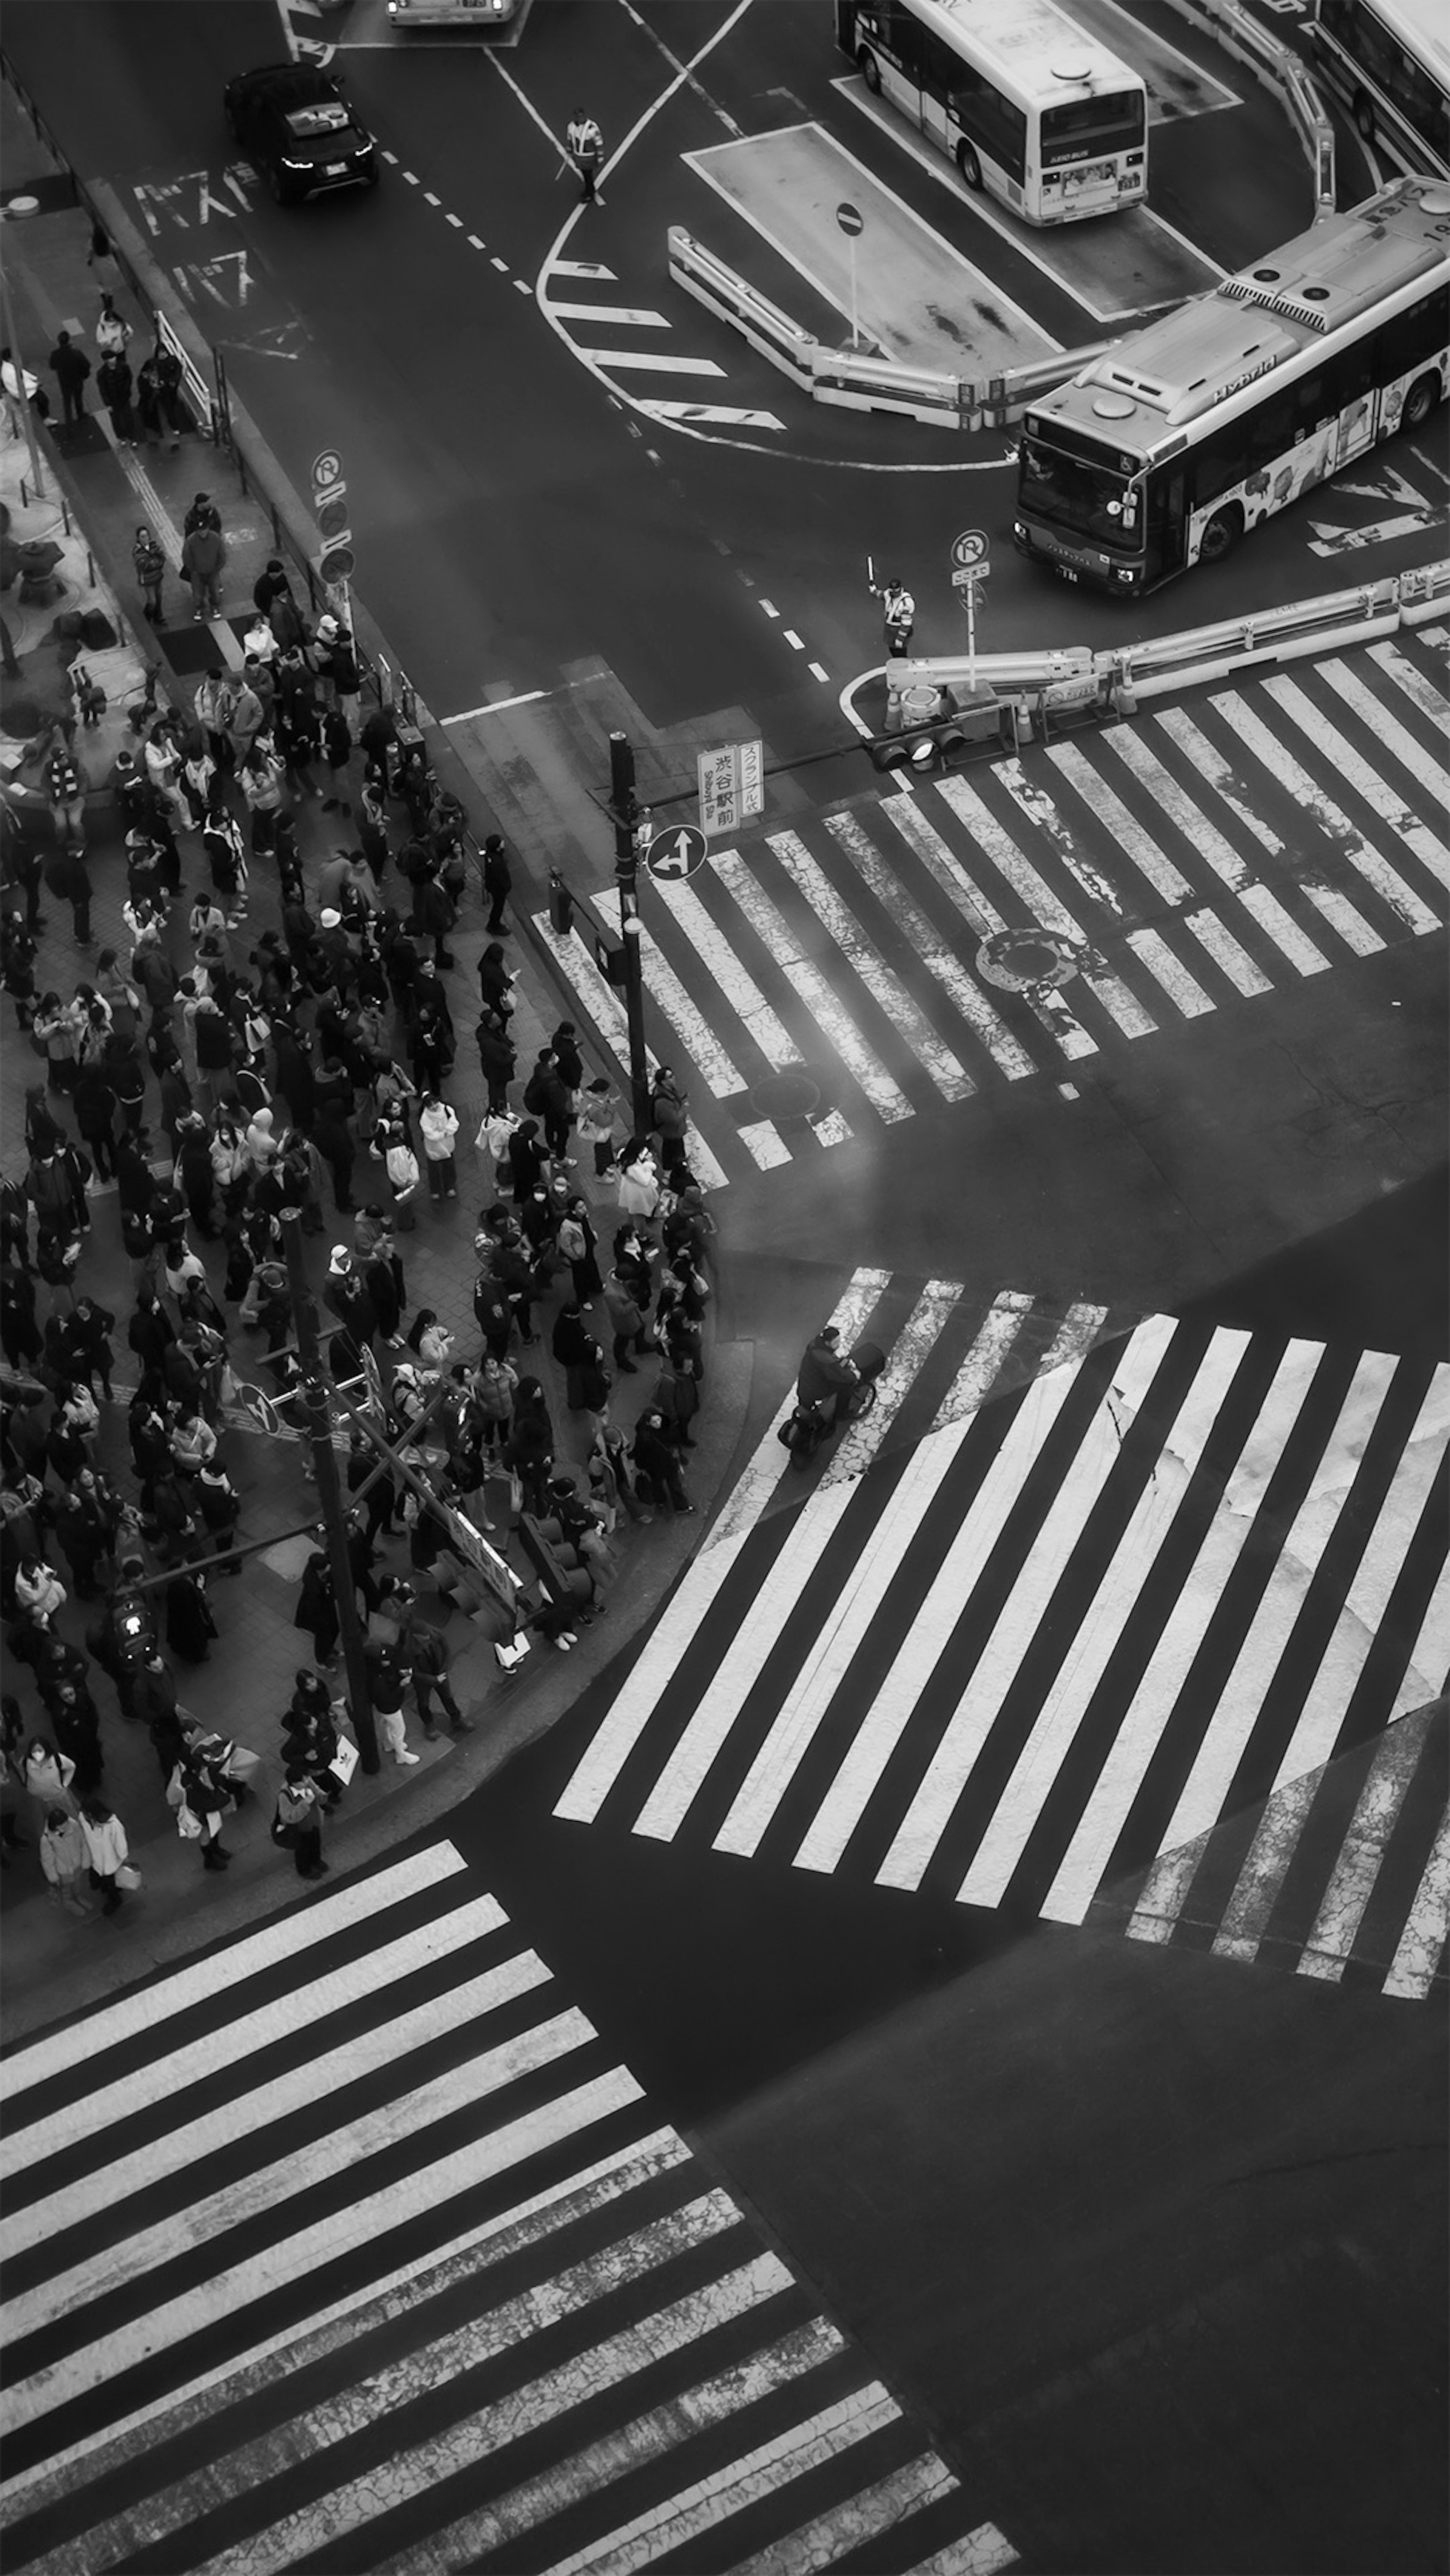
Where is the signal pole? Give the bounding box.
[608,730,651,1135]
[279,1208,379,1774]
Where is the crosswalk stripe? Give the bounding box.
[651,873,802,1072]
[584,893,751,1100]
[1,1889,509,2182]
[879,791,1098,1062]
[552,1539,751,1823]
[1384,1801,1450,2000]
[532,914,730,1190]
[1369,635,1450,729]
[765,828,976,1101]
[933,1289,1035,1429]
[1267,669,1450,893]
[826,1278,963,1486]
[935,773,1158,1039]
[822,811,1038,1081]
[2,1866,1012,2574]
[1103,723,1330,978]
[713,850,914,1121]
[1212,687,1439,935]
[1152,706,1384,956]
[1296,1714,1427,1982]
[704,1267,895,1552]
[0,1844,468,2106]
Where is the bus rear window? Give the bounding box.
[1042,89,1145,145]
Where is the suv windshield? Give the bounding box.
[1019,437,1137,549]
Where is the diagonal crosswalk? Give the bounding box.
[0,1849,1018,2576]
[555,1311,1450,1997]
[537,632,1448,1185]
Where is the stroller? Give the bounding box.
[777,1338,886,1472]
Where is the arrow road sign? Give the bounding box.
[646,824,709,880]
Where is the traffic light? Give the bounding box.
[609,731,639,874]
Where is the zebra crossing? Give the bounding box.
[543,258,787,434]
[555,1310,1450,1992]
[539,630,1450,1186]
[0,1848,1018,2576]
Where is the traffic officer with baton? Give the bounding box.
[869,564,916,656]
[565,112,605,204]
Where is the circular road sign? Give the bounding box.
[836,200,864,237]
[315,495,350,539]
[646,824,708,881]
[231,1381,283,1436]
[311,448,344,490]
[318,544,355,583]
[951,528,990,570]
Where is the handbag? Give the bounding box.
[176,1802,203,1841]
[270,1807,300,1848]
[115,1861,143,1891]
[330,1734,360,1785]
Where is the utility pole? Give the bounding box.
[608,729,651,1135]
[0,273,47,500]
[278,1208,379,1774]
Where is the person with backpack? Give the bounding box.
[47,330,91,429]
[523,1050,574,1162]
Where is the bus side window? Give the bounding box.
[882,0,922,74]
[1379,285,1450,379]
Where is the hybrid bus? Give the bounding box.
[1310,0,1450,181]
[835,0,1148,225]
[1013,174,1450,592]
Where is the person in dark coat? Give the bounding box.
[322,1248,378,1349]
[312,1100,357,1215]
[165,1568,218,1661]
[270,1020,316,1127]
[481,834,512,935]
[551,1301,603,1412]
[294,1547,339,1665]
[632,1410,694,1513]
[72,1063,119,1181]
[507,1118,549,1204]
[1,1263,42,1371]
[474,1012,515,1115]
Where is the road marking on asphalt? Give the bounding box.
[823,811,1034,1083]
[551,259,617,279]
[1101,726,1330,978]
[583,347,728,374]
[1214,688,1439,934]
[548,301,670,327]
[714,851,913,1121]
[1153,706,1384,955]
[639,400,787,429]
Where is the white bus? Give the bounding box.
[1013,175,1450,593]
[1310,0,1450,181]
[835,0,1147,225]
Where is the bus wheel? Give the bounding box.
[857,46,881,91]
[957,141,984,190]
[1199,507,1241,565]
[1354,92,1376,141]
[1402,373,1440,429]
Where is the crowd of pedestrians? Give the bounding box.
[0,539,722,1927]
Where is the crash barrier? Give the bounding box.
[842,560,1450,766]
[1157,0,1337,215]
[667,227,1117,432]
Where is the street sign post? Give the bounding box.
[646,822,709,879]
[949,528,991,694]
[836,200,864,351]
[310,446,355,624]
[697,740,764,839]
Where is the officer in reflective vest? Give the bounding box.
[879,579,915,657]
[566,114,604,204]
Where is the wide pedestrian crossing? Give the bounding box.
[538,630,1449,1185]
[556,1313,1449,1988]
[0,1848,1018,2576]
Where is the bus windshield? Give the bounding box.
[1018,437,1138,547]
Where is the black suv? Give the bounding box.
[224,63,378,205]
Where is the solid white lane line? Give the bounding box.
[1270,670,1450,889]
[730,2450,962,2576]
[3,1952,554,2263]
[959,1328,1251,1907]
[375,2320,852,2576]
[4,2067,647,2436]
[1382,1802,1450,2001]
[875,1318,1178,1893]
[713,855,913,1122]
[714,1428,974,1859]
[933,775,1155,1039]
[634,1487,859,1843]
[550,260,618,279]
[548,303,670,326]
[702,1267,893,1555]
[1154,707,1382,957]
[1,1893,510,2181]
[86,2188,743,2572]
[3,2008,601,2354]
[824,1278,964,1487]
[766,829,975,1100]
[1212,690,1439,935]
[3,2131,692,2514]
[1145,1349,1405,1866]
[1297,1714,1429,1982]
[1,1845,468,2104]
[199,2256,799,2576]
[1108,727,1329,976]
[585,894,747,1096]
[1041,1338,1320,1923]
[823,812,1037,1081]
[553,1541,750,1822]
[536,2388,901,2576]
[798,1373,1083,1881]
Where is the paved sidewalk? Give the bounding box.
[0,107,753,2051]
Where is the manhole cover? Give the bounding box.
[750,1067,822,1120]
[977,928,1084,991]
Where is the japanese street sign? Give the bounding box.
[951,527,989,569]
[439,1498,520,1611]
[231,1380,282,1436]
[647,822,710,879]
[696,740,765,840]
[952,563,990,587]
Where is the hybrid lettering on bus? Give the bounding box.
[1310,0,1449,181]
[1013,175,1450,593]
[835,0,1147,225]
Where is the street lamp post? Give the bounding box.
[278,1208,379,1774]
[608,729,651,1135]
